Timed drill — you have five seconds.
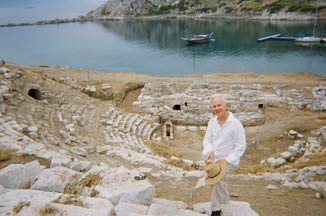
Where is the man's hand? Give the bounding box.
[205,151,214,163]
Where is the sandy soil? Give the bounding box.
[1,63,326,216]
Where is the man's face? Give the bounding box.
[212,98,227,117]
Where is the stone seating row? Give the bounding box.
[102,107,160,141]
[104,126,150,153]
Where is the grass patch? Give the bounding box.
[39,204,58,216]
[236,152,326,174]
[164,158,199,171]
[0,147,50,170]
[53,195,84,207]
[64,173,101,196]
[79,173,102,187]
[12,202,30,215]
[290,153,326,169]
[146,141,182,159]
[20,181,31,189]
[0,148,12,162]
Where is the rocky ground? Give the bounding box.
[0,63,326,215]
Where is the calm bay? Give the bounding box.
[0,18,325,75]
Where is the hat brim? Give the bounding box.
[205,161,227,185]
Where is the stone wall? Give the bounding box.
[133,82,326,127]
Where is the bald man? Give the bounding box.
[202,94,247,216]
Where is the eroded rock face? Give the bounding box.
[87,0,157,18]
[85,0,323,20]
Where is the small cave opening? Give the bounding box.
[173,104,181,110]
[258,104,264,109]
[185,102,188,107]
[28,89,42,100]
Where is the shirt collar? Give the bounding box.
[216,112,235,125]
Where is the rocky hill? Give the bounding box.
[87,0,326,20]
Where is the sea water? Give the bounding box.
[0,1,325,76]
[0,0,106,23]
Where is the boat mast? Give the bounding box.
[313,0,318,37]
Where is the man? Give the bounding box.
[202,94,247,216]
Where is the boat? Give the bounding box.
[181,32,214,43]
[295,0,325,43]
[257,1,326,45]
[295,34,325,43]
[256,34,296,42]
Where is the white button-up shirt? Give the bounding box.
[202,112,247,166]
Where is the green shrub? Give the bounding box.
[224,6,234,13]
[268,1,284,13]
[158,5,172,14]
[218,2,226,7]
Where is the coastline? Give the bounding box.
[4,62,326,86]
[0,12,322,28]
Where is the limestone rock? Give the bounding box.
[0,184,7,195]
[0,67,9,74]
[280,151,293,161]
[193,201,259,216]
[0,189,61,209]
[320,126,326,143]
[115,202,148,216]
[96,181,155,206]
[266,157,286,168]
[267,184,278,190]
[316,182,326,198]
[68,160,93,172]
[70,146,88,156]
[0,160,45,189]
[31,166,82,192]
[147,203,205,216]
[152,198,188,209]
[50,156,72,168]
[0,189,114,216]
[101,84,111,90]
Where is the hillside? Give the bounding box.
[87,0,326,20]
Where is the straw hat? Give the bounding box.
[205,161,227,185]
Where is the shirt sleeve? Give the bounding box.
[225,121,247,165]
[202,119,214,159]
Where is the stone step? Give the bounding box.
[112,114,123,128]
[118,114,132,131]
[147,124,160,140]
[131,118,143,134]
[126,115,139,133]
[141,124,151,139]
[137,122,147,137]
[107,111,119,125]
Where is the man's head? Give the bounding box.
[211,94,228,117]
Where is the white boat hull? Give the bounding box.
[295,36,324,43]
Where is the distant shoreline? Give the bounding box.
[0,12,322,27]
[3,62,326,86]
